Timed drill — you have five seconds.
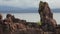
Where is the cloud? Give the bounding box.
[41,0,60,8]
[0,0,40,8]
[2,0,11,1]
[0,0,60,9]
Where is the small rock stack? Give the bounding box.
[38,1,57,32]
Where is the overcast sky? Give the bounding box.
[0,0,60,9]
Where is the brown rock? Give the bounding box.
[38,1,57,32]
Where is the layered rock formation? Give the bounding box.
[0,1,60,34]
[0,14,43,34]
[38,1,57,32]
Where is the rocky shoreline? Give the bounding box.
[0,14,60,34]
[0,1,60,34]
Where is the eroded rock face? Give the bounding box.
[0,1,59,34]
[0,14,3,34]
[38,1,57,32]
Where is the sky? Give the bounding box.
[0,0,60,9]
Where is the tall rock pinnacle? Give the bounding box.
[38,1,57,32]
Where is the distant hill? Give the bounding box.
[52,9,60,13]
[0,6,38,13]
[0,6,60,13]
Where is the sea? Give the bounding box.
[1,13,60,24]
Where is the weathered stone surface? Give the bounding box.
[38,1,57,32]
[0,1,60,34]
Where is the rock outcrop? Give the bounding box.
[0,1,60,34]
[0,14,43,34]
[38,1,57,32]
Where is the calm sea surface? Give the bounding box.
[2,13,60,24]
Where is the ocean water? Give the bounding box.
[1,13,60,24]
